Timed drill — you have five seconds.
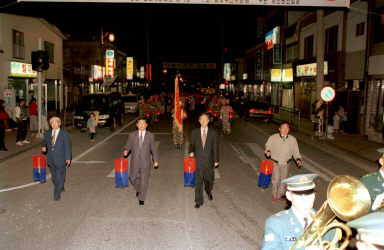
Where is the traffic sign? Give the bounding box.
[321,87,335,102]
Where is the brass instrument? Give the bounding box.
[291,175,372,249]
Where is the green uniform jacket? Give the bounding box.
[360,170,384,212]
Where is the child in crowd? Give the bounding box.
[333,112,340,134]
[87,113,97,141]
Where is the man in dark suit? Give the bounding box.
[42,117,72,201]
[123,118,159,206]
[189,113,219,208]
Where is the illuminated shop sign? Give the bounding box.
[265,26,280,50]
[10,61,37,77]
[106,50,115,77]
[126,57,134,80]
[296,62,328,77]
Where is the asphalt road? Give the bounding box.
[0,113,376,249]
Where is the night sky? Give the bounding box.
[2,1,269,65]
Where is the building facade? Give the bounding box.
[0,13,66,116]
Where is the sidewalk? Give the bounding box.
[273,112,384,165]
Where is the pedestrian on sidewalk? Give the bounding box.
[123,118,159,206]
[189,113,219,209]
[87,112,97,141]
[0,99,9,151]
[360,148,384,212]
[332,111,340,134]
[338,105,347,134]
[42,117,72,201]
[41,98,49,132]
[15,99,29,145]
[265,122,302,202]
[29,99,38,132]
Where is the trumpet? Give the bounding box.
[291,175,372,249]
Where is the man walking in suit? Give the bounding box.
[42,117,72,201]
[189,113,219,208]
[123,118,159,206]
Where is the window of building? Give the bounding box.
[325,25,338,53]
[44,41,54,63]
[286,43,298,63]
[355,22,364,37]
[12,30,25,59]
[304,35,314,58]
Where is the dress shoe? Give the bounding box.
[139,200,144,206]
[208,194,213,201]
[54,197,60,201]
[271,196,277,202]
[0,148,8,151]
[194,204,201,209]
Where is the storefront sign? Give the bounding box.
[265,26,280,50]
[126,57,134,80]
[91,65,104,80]
[270,69,281,82]
[256,50,263,80]
[273,44,281,64]
[163,62,216,69]
[224,63,231,81]
[282,68,293,82]
[106,50,114,77]
[296,62,328,77]
[19,0,350,7]
[10,61,37,78]
[140,66,145,79]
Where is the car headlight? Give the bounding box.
[99,114,109,120]
[74,116,84,120]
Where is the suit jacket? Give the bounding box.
[124,130,158,177]
[189,127,219,170]
[42,129,72,167]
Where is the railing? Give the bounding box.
[272,105,301,129]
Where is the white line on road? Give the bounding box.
[107,141,160,178]
[0,119,138,193]
[71,161,106,164]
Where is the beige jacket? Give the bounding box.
[265,133,301,164]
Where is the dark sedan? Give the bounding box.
[243,101,274,121]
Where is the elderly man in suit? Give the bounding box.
[123,118,159,206]
[42,117,72,201]
[189,113,219,209]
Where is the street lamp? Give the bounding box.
[100,27,115,92]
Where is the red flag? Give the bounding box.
[174,75,182,132]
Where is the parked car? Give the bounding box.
[121,94,139,114]
[243,101,274,122]
[74,92,124,130]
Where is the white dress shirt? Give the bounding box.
[200,127,208,138]
[51,128,60,145]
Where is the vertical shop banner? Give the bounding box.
[174,75,182,132]
[256,50,263,80]
[106,50,115,77]
[126,57,134,80]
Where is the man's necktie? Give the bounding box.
[52,130,56,147]
[303,217,308,229]
[139,132,143,149]
[202,130,207,149]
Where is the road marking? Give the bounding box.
[71,161,106,164]
[107,141,160,178]
[0,118,138,193]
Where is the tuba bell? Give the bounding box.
[291,175,371,249]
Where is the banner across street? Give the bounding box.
[17,0,350,7]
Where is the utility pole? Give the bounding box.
[316,9,325,101]
[37,38,43,139]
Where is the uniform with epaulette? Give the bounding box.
[262,174,334,250]
[360,147,384,212]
